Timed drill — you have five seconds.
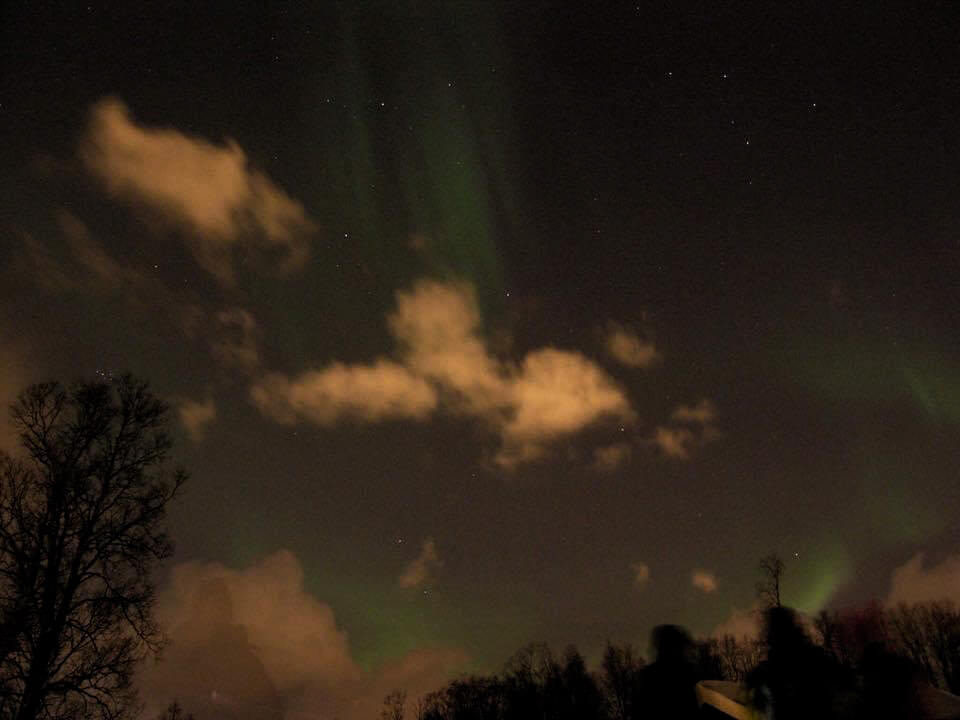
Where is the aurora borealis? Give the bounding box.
[2,3,960,719]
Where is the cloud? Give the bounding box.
[388,280,507,416]
[399,538,442,589]
[140,551,467,720]
[885,552,960,606]
[252,279,633,467]
[692,569,718,593]
[712,605,762,639]
[18,212,216,348]
[14,232,76,292]
[671,399,716,424]
[176,395,217,443]
[390,281,632,466]
[80,98,313,285]
[210,308,262,373]
[653,426,696,459]
[499,349,630,465]
[654,398,718,460]
[250,362,439,426]
[631,562,650,588]
[594,443,632,471]
[606,326,659,368]
[50,210,162,295]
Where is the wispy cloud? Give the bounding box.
[886,552,960,605]
[399,538,442,589]
[606,325,659,369]
[654,426,696,459]
[712,604,762,639]
[176,395,217,443]
[210,308,262,374]
[631,562,650,588]
[80,98,314,285]
[594,443,632,471]
[654,398,718,460]
[692,569,718,593]
[671,399,716,424]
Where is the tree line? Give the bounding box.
[391,557,960,720]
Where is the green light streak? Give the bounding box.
[787,540,852,613]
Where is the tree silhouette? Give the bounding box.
[382,690,407,720]
[0,376,186,720]
[157,701,194,720]
[600,643,643,720]
[888,600,960,693]
[756,553,784,610]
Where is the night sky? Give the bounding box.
[3,3,960,718]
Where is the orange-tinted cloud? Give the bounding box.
[671,399,716,424]
[80,98,314,285]
[594,443,632,472]
[140,551,467,720]
[654,426,696,459]
[606,326,659,369]
[250,362,439,425]
[631,562,651,588]
[692,569,719,593]
[398,538,442,589]
[654,398,718,460]
[176,395,217,444]
[499,348,630,466]
[251,279,633,467]
[712,604,762,639]
[886,552,960,606]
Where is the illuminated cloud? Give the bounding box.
[500,348,630,465]
[606,326,659,369]
[671,399,716,424]
[58,211,127,284]
[398,538,442,589]
[250,362,439,426]
[140,551,467,720]
[631,562,650,588]
[885,552,960,605]
[252,279,633,467]
[654,399,718,460]
[80,98,314,285]
[712,604,762,639]
[692,569,718,593]
[594,443,632,471]
[19,212,211,344]
[654,426,695,459]
[176,395,217,443]
[389,279,507,415]
[390,281,632,466]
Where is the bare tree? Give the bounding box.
[157,701,194,720]
[887,601,960,693]
[600,642,642,720]
[756,553,784,610]
[0,376,187,720]
[381,690,407,720]
[714,635,761,682]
